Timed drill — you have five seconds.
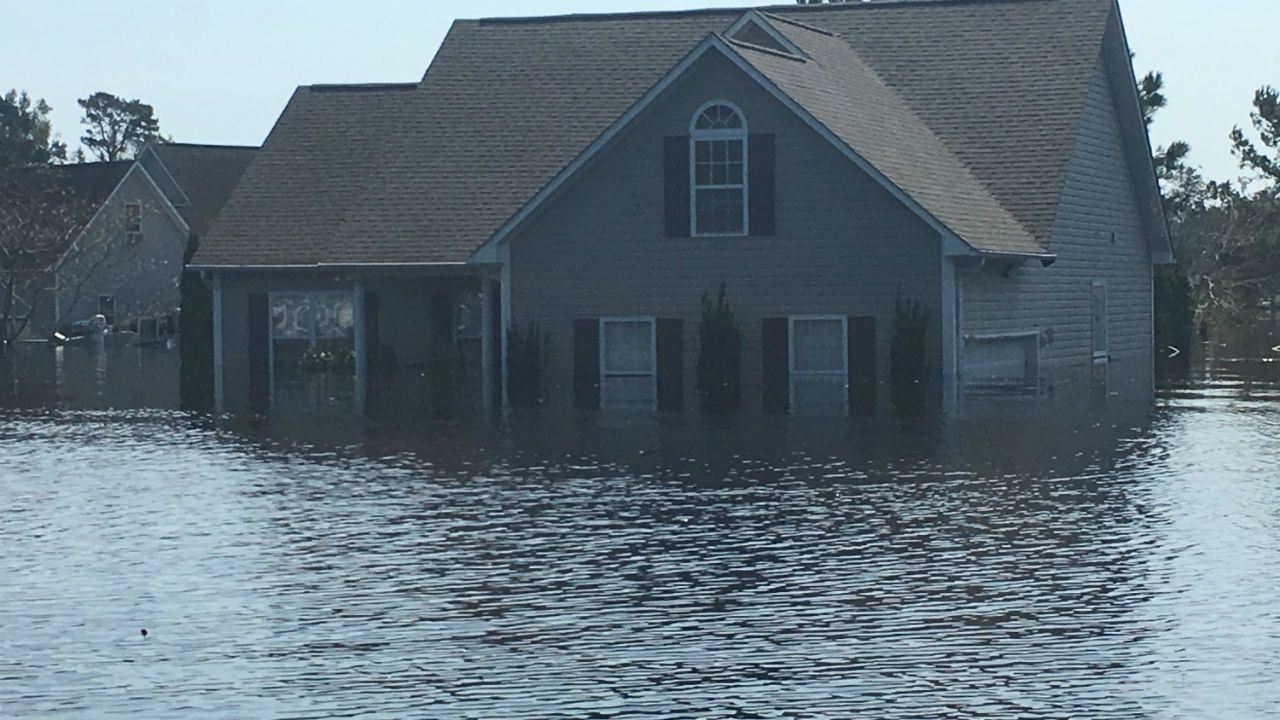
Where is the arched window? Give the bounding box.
[690,102,748,236]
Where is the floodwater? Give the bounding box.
[1,332,1279,718]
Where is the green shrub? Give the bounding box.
[890,292,931,416]
[696,284,743,414]
[507,322,546,407]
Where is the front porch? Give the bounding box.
[212,267,503,418]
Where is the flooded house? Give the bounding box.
[191,0,1171,417]
[1,144,257,342]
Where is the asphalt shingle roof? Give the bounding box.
[149,143,257,237]
[196,84,417,266]
[194,0,1120,268]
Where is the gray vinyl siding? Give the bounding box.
[508,51,941,412]
[52,166,188,333]
[960,57,1154,382]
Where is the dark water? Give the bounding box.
[1,335,1279,718]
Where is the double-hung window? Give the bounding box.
[600,317,656,410]
[790,316,848,414]
[691,102,748,236]
[125,202,143,244]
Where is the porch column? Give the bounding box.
[212,272,224,413]
[353,280,367,416]
[940,256,960,414]
[500,247,513,409]
[480,274,495,411]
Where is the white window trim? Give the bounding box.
[124,201,143,243]
[788,314,849,414]
[124,202,142,231]
[598,316,658,411]
[689,100,749,238]
[1092,280,1109,362]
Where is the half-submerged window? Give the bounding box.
[269,291,356,402]
[691,102,747,236]
[600,317,656,410]
[790,316,849,414]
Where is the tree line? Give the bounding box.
[1,89,166,167]
[1141,69,1280,354]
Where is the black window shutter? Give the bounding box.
[656,318,684,412]
[848,316,877,416]
[749,134,775,236]
[762,317,789,414]
[664,135,691,238]
[364,292,380,413]
[574,319,601,410]
[431,289,453,342]
[247,293,269,414]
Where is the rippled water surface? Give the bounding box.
[2,346,1279,718]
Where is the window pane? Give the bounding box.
[603,376,653,409]
[792,374,847,414]
[727,161,743,184]
[696,105,742,130]
[693,140,745,189]
[271,293,311,339]
[314,294,354,340]
[695,188,745,234]
[793,318,845,372]
[603,320,653,374]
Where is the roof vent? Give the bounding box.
[725,12,807,59]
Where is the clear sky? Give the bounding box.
[2,0,1273,181]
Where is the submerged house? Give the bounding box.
[53,143,258,337]
[192,0,1171,417]
[1,144,256,341]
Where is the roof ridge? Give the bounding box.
[3,159,134,172]
[307,82,417,93]
[470,0,1054,25]
[155,142,258,151]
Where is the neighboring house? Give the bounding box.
[192,0,1172,417]
[1,161,132,340]
[50,143,257,337]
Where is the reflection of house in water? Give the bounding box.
[192,0,1170,419]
